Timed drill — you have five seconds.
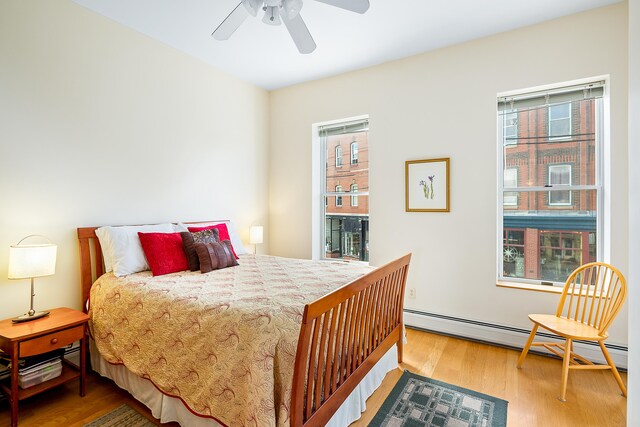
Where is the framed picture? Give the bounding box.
[405,158,450,212]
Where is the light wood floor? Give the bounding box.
[0,328,627,426]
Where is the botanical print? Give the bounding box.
[406,158,450,212]
[419,175,435,199]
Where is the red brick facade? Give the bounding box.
[326,131,369,215]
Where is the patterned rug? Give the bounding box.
[83,404,156,427]
[369,370,508,427]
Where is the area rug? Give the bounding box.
[83,404,156,427]
[369,370,508,427]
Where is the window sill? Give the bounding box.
[496,281,563,294]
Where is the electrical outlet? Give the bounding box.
[408,288,416,299]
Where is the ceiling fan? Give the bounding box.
[212,0,370,54]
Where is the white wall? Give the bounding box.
[269,4,629,345]
[0,1,269,318]
[627,0,639,423]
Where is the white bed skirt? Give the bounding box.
[90,340,398,427]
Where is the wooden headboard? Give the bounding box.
[77,221,228,313]
[77,227,103,313]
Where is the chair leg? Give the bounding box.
[599,341,627,397]
[517,324,538,368]
[559,338,572,402]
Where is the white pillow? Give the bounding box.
[95,223,175,276]
[179,220,248,255]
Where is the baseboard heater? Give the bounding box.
[404,308,628,370]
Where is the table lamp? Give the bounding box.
[8,235,57,323]
[249,225,263,254]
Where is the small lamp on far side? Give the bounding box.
[249,225,264,255]
[8,235,57,323]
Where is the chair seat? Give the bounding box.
[528,314,607,341]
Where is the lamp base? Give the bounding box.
[12,311,50,323]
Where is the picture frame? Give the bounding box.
[405,157,450,212]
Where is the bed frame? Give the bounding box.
[77,225,411,427]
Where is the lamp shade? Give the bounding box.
[250,226,264,245]
[8,243,57,279]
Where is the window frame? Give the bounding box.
[350,183,358,207]
[503,109,518,146]
[312,115,370,262]
[548,102,572,141]
[335,185,343,207]
[350,141,358,164]
[497,79,607,287]
[503,168,518,206]
[335,145,342,167]
[548,164,573,206]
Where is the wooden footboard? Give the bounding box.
[290,253,411,427]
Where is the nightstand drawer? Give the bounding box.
[19,325,84,358]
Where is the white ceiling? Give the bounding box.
[72,0,621,90]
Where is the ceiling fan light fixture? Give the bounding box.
[283,0,303,20]
[262,6,282,25]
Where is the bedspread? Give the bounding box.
[89,254,372,427]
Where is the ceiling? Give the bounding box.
[72,0,621,90]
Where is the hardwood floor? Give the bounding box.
[0,327,626,426]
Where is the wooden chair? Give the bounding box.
[516,262,627,402]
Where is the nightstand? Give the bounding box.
[0,307,89,427]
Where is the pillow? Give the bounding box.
[95,223,176,276]
[194,240,238,273]
[188,223,239,259]
[180,229,220,271]
[184,221,247,255]
[138,232,189,276]
[95,228,114,273]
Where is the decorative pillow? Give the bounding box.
[194,240,239,273]
[95,223,176,276]
[186,221,247,255]
[180,229,220,271]
[138,232,189,276]
[188,223,239,259]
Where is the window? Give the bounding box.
[548,164,572,206]
[503,109,518,145]
[503,168,518,206]
[316,117,369,262]
[498,80,604,285]
[351,141,358,164]
[351,184,358,207]
[549,103,572,140]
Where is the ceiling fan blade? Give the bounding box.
[211,2,250,41]
[314,0,369,14]
[280,11,317,54]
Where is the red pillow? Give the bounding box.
[138,232,189,276]
[187,223,238,259]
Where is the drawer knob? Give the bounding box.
[50,338,58,345]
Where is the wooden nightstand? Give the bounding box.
[0,307,89,427]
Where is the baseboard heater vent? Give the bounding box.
[403,308,628,369]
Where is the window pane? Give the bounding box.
[502,189,597,283]
[503,110,518,145]
[549,103,570,120]
[324,130,369,261]
[503,98,597,187]
[549,164,572,205]
[503,168,518,206]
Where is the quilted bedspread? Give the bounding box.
[89,254,372,427]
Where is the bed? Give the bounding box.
[78,222,411,427]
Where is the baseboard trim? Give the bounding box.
[404,309,628,369]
